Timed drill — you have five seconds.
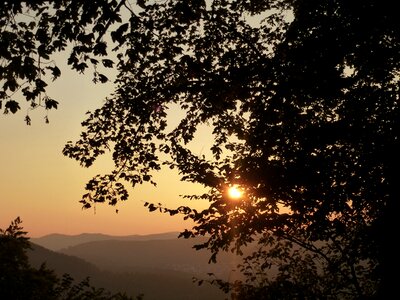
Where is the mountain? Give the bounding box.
[31,232,180,251]
[59,237,243,280]
[27,242,226,300]
[28,242,100,282]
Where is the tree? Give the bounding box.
[0,217,59,299]
[2,0,399,298]
[0,217,140,300]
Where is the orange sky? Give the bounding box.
[0,57,212,238]
[0,4,292,239]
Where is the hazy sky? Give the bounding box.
[0,2,288,238]
[0,55,212,238]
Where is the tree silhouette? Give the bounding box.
[0,217,140,300]
[0,217,59,299]
[2,1,398,298]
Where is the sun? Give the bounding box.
[228,185,243,200]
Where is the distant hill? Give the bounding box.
[27,242,226,300]
[28,243,100,281]
[59,237,243,280]
[31,232,180,251]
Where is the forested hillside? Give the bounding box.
[28,241,226,300]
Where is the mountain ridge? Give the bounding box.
[59,237,246,281]
[31,231,181,251]
[27,241,225,300]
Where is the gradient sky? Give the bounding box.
[0,55,213,238]
[0,3,287,239]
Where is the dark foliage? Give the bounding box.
[0,217,58,299]
[0,218,141,300]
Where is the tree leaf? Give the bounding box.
[5,100,20,114]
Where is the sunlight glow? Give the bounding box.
[228,185,243,200]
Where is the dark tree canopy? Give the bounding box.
[0,218,60,299]
[0,218,140,299]
[2,0,399,298]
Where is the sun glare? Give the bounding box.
[228,185,243,200]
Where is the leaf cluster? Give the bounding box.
[0,0,129,120]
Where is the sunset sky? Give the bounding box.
[0,4,273,240]
[0,55,213,238]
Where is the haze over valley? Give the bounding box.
[29,232,244,299]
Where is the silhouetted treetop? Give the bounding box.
[0,218,141,299]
